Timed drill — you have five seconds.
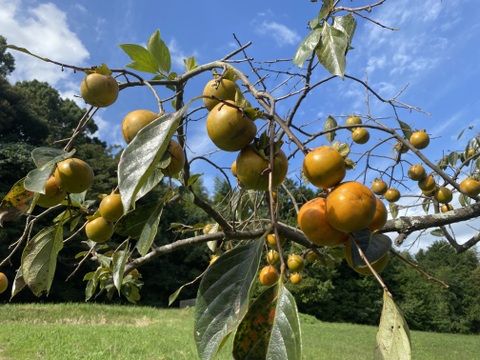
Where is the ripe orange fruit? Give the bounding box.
[99,193,124,222]
[352,128,370,144]
[408,164,426,181]
[266,233,287,249]
[54,158,94,194]
[85,217,114,243]
[287,254,305,272]
[325,181,377,233]
[434,187,453,204]
[0,272,8,294]
[162,140,185,177]
[346,115,362,131]
[202,78,239,111]
[206,101,256,152]
[459,178,480,197]
[418,175,435,192]
[122,109,159,144]
[290,273,302,284]
[266,249,280,265]
[441,203,453,212]
[259,265,279,286]
[384,188,401,203]
[297,197,348,247]
[231,161,237,177]
[236,145,288,191]
[37,176,67,208]
[80,73,119,107]
[371,178,388,196]
[302,146,346,189]
[410,130,430,149]
[369,197,388,232]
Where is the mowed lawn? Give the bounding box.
[0,303,478,359]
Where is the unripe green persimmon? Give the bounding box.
[54,158,94,194]
[80,73,119,107]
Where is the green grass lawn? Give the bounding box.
[0,303,478,359]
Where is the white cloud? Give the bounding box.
[168,38,197,71]
[255,21,300,47]
[0,0,89,89]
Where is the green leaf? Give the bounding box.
[119,43,159,74]
[267,286,302,360]
[118,103,190,212]
[430,228,444,237]
[147,29,171,74]
[324,115,337,143]
[332,14,357,49]
[21,224,64,296]
[318,0,334,20]
[448,151,459,166]
[30,147,74,169]
[397,120,412,140]
[184,56,198,71]
[315,22,349,78]
[136,200,164,256]
[293,27,322,68]
[114,201,162,239]
[112,245,129,295]
[389,203,399,219]
[194,239,263,360]
[25,148,75,193]
[374,291,411,359]
[10,270,26,300]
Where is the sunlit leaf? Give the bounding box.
[332,14,357,51]
[135,200,164,256]
[194,240,263,360]
[324,115,337,143]
[184,56,198,71]
[397,120,412,140]
[21,224,64,296]
[0,178,35,225]
[119,43,159,74]
[112,244,129,295]
[267,286,302,360]
[448,151,459,166]
[318,0,334,20]
[389,203,399,219]
[374,291,411,359]
[147,29,171,74]
[315,22,349,78]
[9,270,26,300]
[118,103,190,212]
[293,27,322,68]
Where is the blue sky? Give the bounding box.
[1,0,480,249]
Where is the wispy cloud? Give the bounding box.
[0,0,89,89]
[254,20,300,47]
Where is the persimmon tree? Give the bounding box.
[1,1,479,359]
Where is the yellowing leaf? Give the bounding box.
[375,291,411,360]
